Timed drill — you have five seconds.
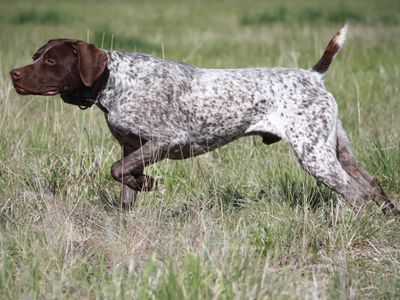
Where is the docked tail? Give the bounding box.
[312,25,348,75]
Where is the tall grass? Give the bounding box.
[0,0,399,299]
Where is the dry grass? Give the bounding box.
[0,0,400,299]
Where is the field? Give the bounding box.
[1,0,400,298]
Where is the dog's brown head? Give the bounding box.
[10,39,108,105]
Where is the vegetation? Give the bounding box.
[0,0,399,298]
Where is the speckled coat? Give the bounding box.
[100,51,334,160]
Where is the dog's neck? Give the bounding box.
[60,68,110,112]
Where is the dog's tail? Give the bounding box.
[312,25,348,75]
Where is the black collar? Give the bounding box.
[60,68,110,113]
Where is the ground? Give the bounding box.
[0,0,399,298]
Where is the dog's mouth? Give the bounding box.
[13,84,59,96]
[42,89,59,96]
[14,86,31,95]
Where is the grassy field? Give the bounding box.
[1,0,400,298]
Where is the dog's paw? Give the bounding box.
[125,174,158,192]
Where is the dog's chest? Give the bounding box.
[105,112,144,148]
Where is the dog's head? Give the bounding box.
[10,39,107,98]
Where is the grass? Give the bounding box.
[10,9,69,25]
[0,0,400,299]
[92,28,160,53]
[240,5,400,26]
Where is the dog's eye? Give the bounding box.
[45,58,56,65]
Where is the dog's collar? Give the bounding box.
[60,68,110,112]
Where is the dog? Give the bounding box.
[10,25,399,214]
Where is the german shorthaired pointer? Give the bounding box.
[10,25,399,214]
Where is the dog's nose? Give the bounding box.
[10,69,22,80]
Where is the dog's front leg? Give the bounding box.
[119,145,140,208]
[111,141,167,201]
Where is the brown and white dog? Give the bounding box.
[10,26,399,214]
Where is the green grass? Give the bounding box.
[0,0,400,299]
[10,9,69,25]
[240,4,400,26]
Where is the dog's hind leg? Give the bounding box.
[286,114,372,211]
[336,122,399,215]
[293,146,369,211]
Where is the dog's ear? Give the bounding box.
[72,41,108,87]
